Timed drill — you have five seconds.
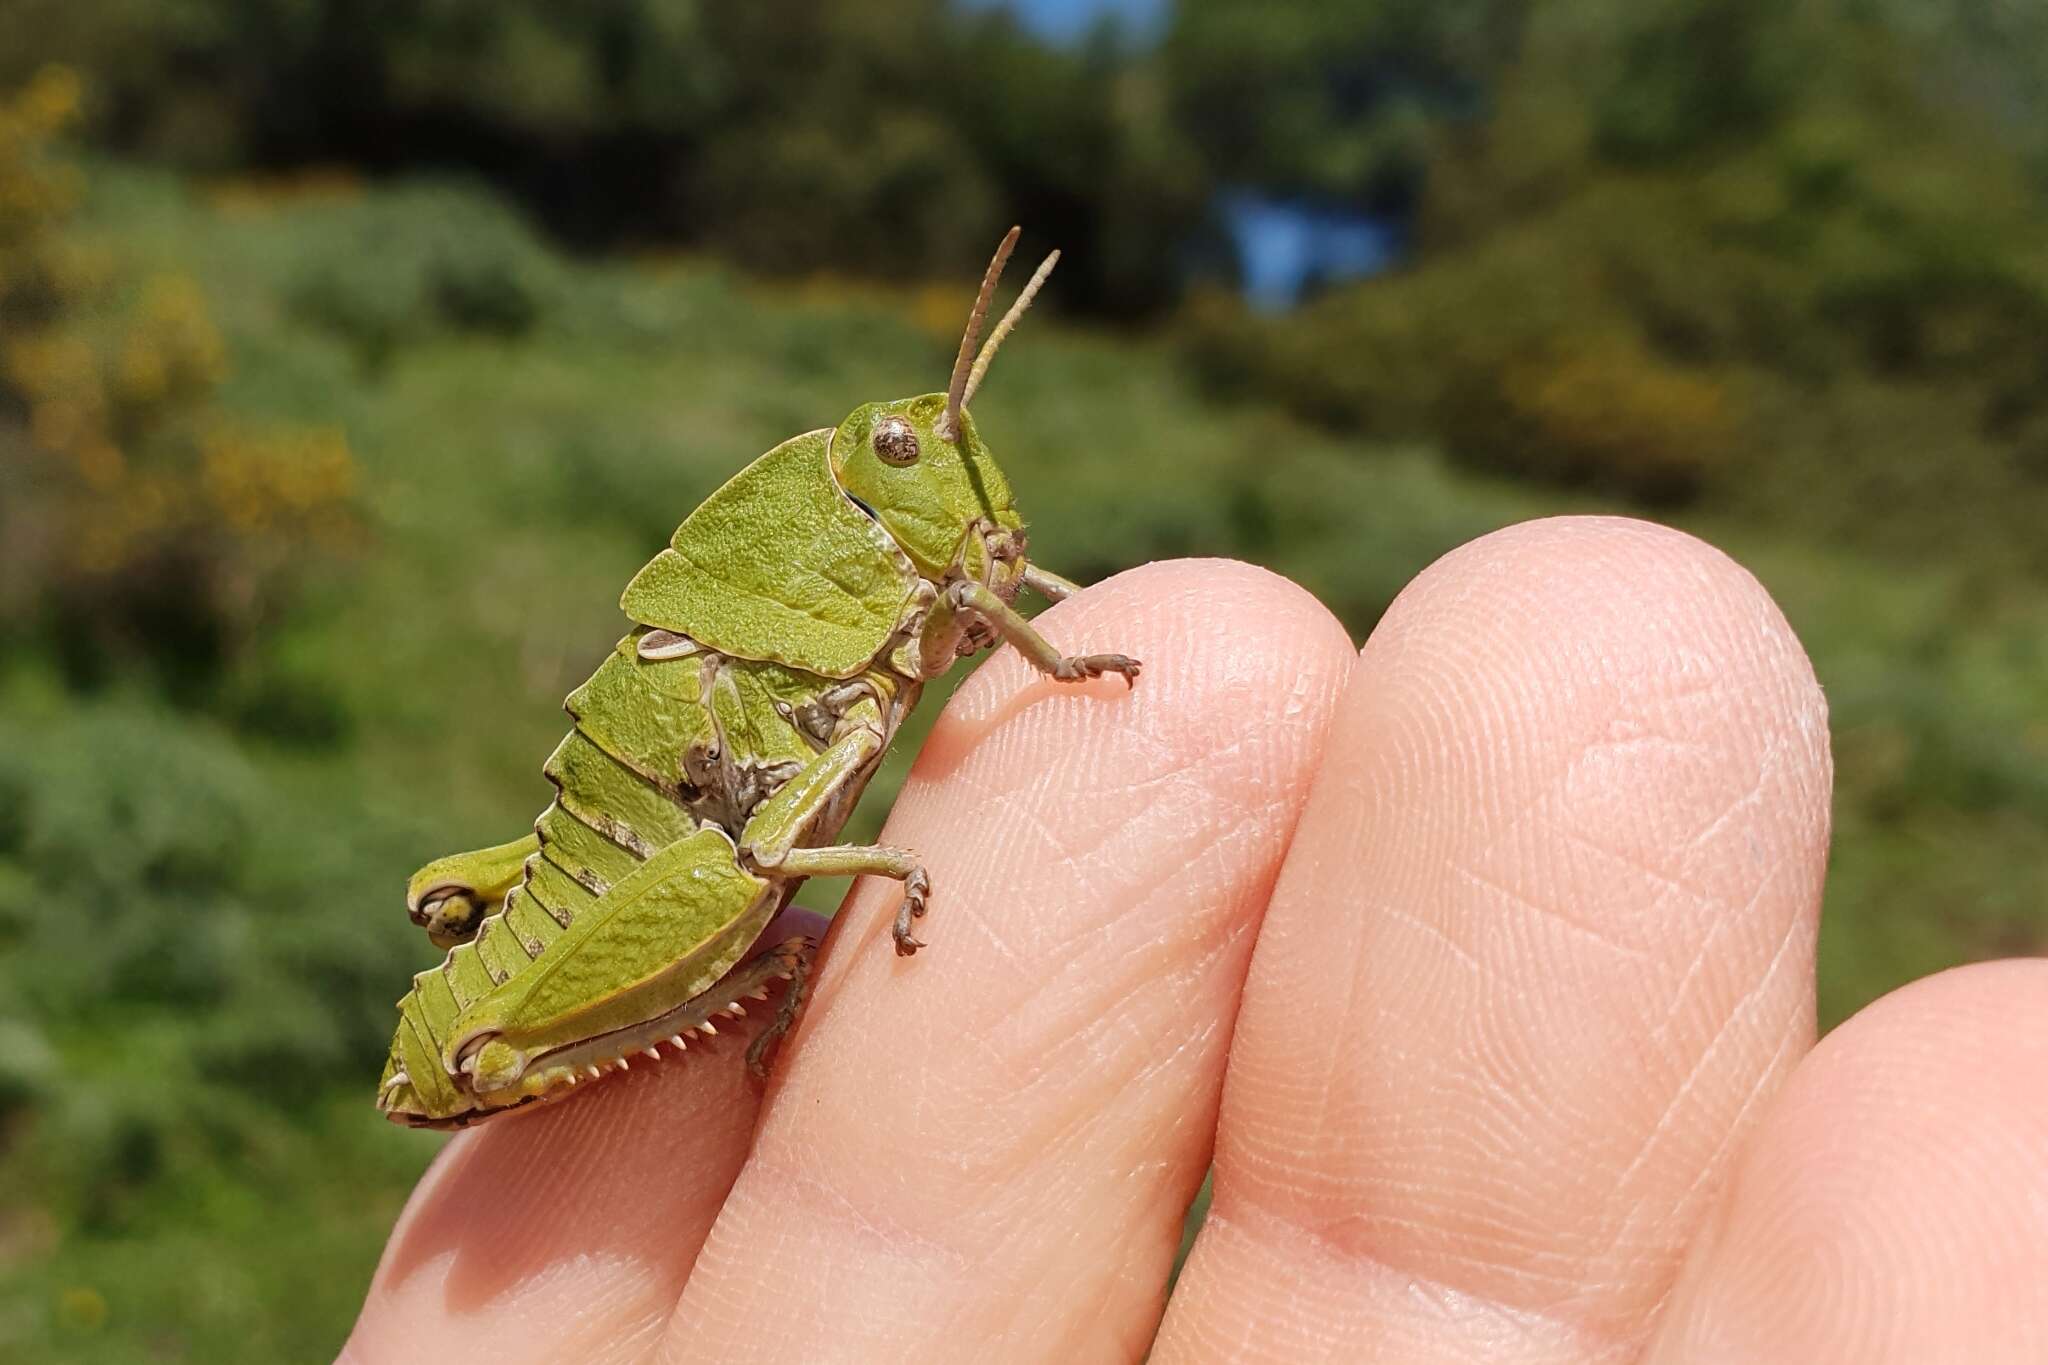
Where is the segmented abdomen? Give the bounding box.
[383,631,825,1119]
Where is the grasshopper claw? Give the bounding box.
[892,868,931,954]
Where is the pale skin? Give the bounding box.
[344,524,2048,1364]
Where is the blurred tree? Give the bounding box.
[678,1,1004,282]
[1863,0,2048,180]
[1589,0,1804,161]
[944,12,1208,311]
[0,0,1206,311]
[1163,0,1525,213]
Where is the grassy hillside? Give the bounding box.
[2,167,2043,1361]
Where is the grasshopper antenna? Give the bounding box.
[939,226,1020,442]
[964,249,1058,409]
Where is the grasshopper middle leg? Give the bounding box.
[765,843,931,953]
[739,698,934,954]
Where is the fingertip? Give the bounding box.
[1648,958,2048,1363]
[1387,516,1828,760]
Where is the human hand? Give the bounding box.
[343,522,2048,1364]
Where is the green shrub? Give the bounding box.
[1175,12,2048,562]
[1480,335,1733,500]
[283,181,560,370]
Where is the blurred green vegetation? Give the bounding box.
[0,0,2045,1358]
[0,0,1205,314]
[1181,0,2048,570]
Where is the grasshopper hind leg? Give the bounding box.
[405,833,539,948]
[744,934,817,1078]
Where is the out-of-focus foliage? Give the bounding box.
[271,179,566,371]
[0,0,1206,313]
[1164,0,1523,211]
[1867,0,2048,178]
[3,0,2044,341]
[0,70,358,691]
[0,691,435,1361]
[1181,0,2048,570]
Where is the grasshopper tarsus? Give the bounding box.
[1056,652,1142,688]
[746,937,816,1078]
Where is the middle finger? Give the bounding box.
[1159,519,1834,1362]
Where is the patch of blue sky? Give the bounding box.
[1219,193,1405,311]
[957,0,1168,45]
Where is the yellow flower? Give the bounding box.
[22,66,82,133]
[118,341,168,403]
[73,440,125,490]
[31,398,89,453]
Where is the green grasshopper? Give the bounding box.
[378,230,1140,1129]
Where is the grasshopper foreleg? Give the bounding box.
[921,579,1140,686]
[1020,563,1083,602]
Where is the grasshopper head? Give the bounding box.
[832,395,1023,582]
[831,228,1054,588]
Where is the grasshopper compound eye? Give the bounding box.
[872,415,920,465]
